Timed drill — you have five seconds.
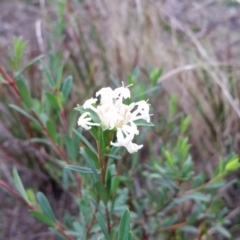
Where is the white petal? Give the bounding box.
[114,86,131,100]
[78,112,99,130]
[96,87,114,105]
[125,142,143,153]
[131,100,150,122]
[83,98,98,112]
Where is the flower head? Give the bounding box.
[77,84,152,153]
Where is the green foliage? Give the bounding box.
[0,2,240,240]
[36,192,56,222]
[12,167,30,204]
[118,209,130,240]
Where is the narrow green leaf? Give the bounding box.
[174,193,211,204]
[36,192,56,222]
[149,68,163,85]
[12,167,30,204]
[80,147,100,183]
[65,165,94,174]
[67,110,78,137]
[41,60,54,87]
[134,119,154,127]
[95,181,108,205]
[213,224,231,239]
[64,136,78,161]
[169,94,178,115]
[29,138,52,145]
[16,77,32,108]
[62,168,77,190]
[128,232,133,240]
[17,55,44,76]
[74,129,98,156]
[62,76,73,100]
[111,176,120,195]
[118,209,130,240]
[104,154,121,160]
[49,228,68,240]
[225,155,240,173]
[46,120,58,143]
[45,92,59,109]
[134,85,161,99]
[96,213,109,240]
[179,226,198,234]
[55,62,64,90]
[180,116,191,133]
[9,104,38,124]
[29,210,55,227]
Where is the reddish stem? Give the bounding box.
[0,180,34,209]
[0,64,20,99]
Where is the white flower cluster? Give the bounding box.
[77,84,151,153]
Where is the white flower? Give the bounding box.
[77,83,151,153]
[77,112,100,130]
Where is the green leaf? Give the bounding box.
[36,192,56,222]
[118,209,130,240]
[67,110,78,137]
[41,60,54,87]
[16,77,32,108]
[213,224,231,239]
[180,116,191,133]
[62,75,73,100]
[62,168,76,190]
[169,94,178,115]
[95,181,108,205]
[96,213,109,240]
[179,226,198,234]
[55,62,64,90]
[128,232,133,240]
[74,129,98,156]
[12,167,30,204]
[104,154,121,160]
[174,193,211,204]
[29,210,55,227]
[134,86,161,99]
[17,55,44,77]
[111,176,120,195]
[149,68,163,85]
[10,37,28,70]
[225,155,240,173]
[29,138,51,145]
[49,228,69,240]
[45,92,59,109]
[80,147,100,182]
[64,136,78,161]
[46,120,58,143]
[65,165,94,174]
[132,66,140,80]
[134,119,154,127]
[9,104,38,124]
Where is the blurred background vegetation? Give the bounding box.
[1,0,240,239]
